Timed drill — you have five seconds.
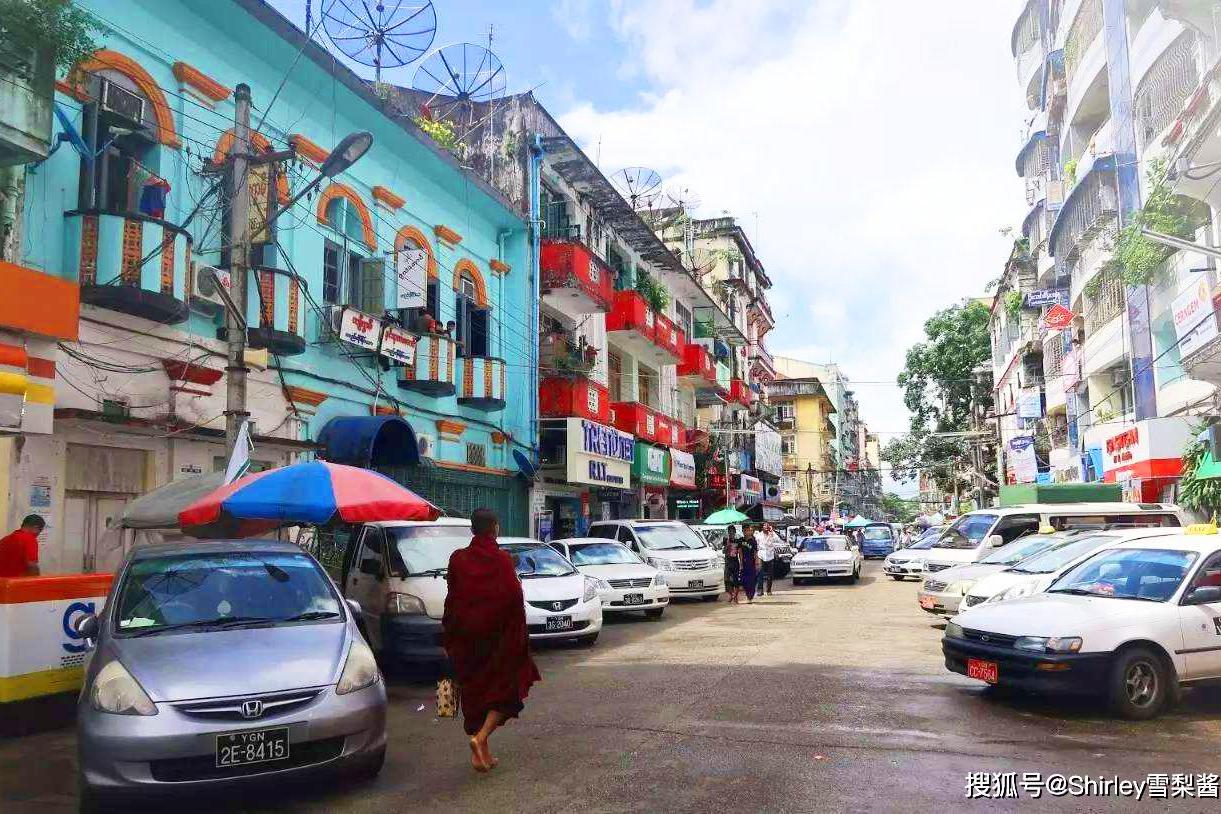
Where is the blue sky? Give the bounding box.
[266,0,1033,496]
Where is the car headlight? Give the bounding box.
[652,573,667,587]
[385,592,426,615]
[647,557,674,571]
[90,660,157,716]
[989,583,1034,604]
[583,576,600,603]
[1014,636,1082,653]
[336,640,380,694]
[944,621,964,640]
[946,581,973,596]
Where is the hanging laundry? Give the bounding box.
[139,176,171,219]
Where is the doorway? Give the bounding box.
[64,491,133,572]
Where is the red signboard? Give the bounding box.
[1044,304,1075,329]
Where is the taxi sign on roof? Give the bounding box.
[1185,523,1218,536]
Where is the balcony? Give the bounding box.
[611,400,663,443]
[396,331,457,396]
[540,238,615,320]
[677,343,716,388]
[749,341,777,382]
[247,266,307,356]
[65,210,191,324]
[1049,160,1117,268]
[459,356,506,412]
[652,312,685,364]
[1012,0,1046,106]
[606,290,674,365]
[0,44,52,164]
[540,374,610,423]
[1134,31,1201,152]
[729,378,752,411]
[1064,0,1103,92]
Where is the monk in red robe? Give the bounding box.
[443,508,540,771]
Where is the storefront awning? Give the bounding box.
[317,415,420,468]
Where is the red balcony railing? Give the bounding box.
[540,375,610,423]
[541,238,615,314]
[610,400,665,443]
[606,289,655,339]
[677,343,717,387]
[730,378,752,407]
[652,312,685,363]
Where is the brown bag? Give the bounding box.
[436,677,459,718]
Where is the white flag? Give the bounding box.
[224,420,254,484]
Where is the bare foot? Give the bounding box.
[476,737,498,769]
[469,737,491,772]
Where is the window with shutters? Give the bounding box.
[454,269,489,357]
[321,199,377,311]
[465,443,487,467]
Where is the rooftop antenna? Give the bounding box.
[322,1,437,83]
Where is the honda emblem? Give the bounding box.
[551,602,563,612]
[240,699,264,719]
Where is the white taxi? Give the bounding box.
[502,539,603,646]
[883,535,938,581]
[943,526,1221,719]
[549,538,669,619]
[790,534,862,584]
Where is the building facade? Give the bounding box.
[0,0,535,570]
[993,0,1219,500]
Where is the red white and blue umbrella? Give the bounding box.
[179,461,441,538]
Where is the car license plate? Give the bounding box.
[545,615,573,631]
[689,580,704,588]
[812,570,826,578]
[919,596,936,610]
[967,658,999,685]
[216,727,289,768]
[623,593,645,605]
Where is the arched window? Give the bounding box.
[318,188,381,313]
[78,69,165,215]
[452,260,490,358]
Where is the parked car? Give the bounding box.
[942,527,1221,719]
[883,534,939,581]
[859,523,897,558]
[549,538,668,619]
[688,524,729,551]
[917,533,1070,616]
[76,540,386,809]
[502,539,604,645]
[789,534,863,584]
[587,520,724,601]
[962,528,1174,609]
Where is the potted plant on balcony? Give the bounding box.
[635,271,669,315]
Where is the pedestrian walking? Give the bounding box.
[0,514,43,578]
[442,508,541,772]
[723,525,743,604]
[739,524,760,603]
[757,523,781,596]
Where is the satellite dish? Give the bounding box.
[513,448,539,481]
[322,1,437,82]
[611,167,663,211]
[666,184,702,214]
[412,42,507,127]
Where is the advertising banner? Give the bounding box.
[1172,277,1219,358]
[380,324,417,366]
[395,247,428,311]
[1017,389,1043,420]
[1024,289,1069,308]
[754,425,783,478]
[1008,436,1038,484]
[669,448,697,488]
[632,441,670,486]
[565,418,634,489]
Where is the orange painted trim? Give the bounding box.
[0,344,27,368]
[0,261,80,340]
[372,186,405,210]
[372,404,401,417]
[394,225,437,280]
[316,183,376,249]
[289,133,329,166]
[55,78,86,100]
[26,357,56,379]
[284,385,328,407]
[0,574,113,604]
[491,431,508,445]
[434,224,463,245]
[452,259,489,307]
[489,259,510,276]
[435,461,510,476]
[66,50,180,148]
[436,419,466,436]
[172,61,230,102]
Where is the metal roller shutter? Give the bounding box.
[378,464,529,537]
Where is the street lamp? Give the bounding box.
[271,130,374,222]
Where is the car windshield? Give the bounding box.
[505,544,577,578]
[862,527,892,541]
[386,525,473,575]
[700,528,728,549]
[934,514,997,549]
[1006,535,1112,574]
[909,536,938,551]
[798,536,850,552]
[635,524,708,551]
[1048,548,1197,602]
[979,534,1060,566]
[567,542,640,566]
[115,550,341,636]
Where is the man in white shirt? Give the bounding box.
[756,523,781,596]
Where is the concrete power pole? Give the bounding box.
[806,463,814,522]
[225,83,253,450]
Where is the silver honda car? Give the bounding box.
[75,540,386,808]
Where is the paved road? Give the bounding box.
[5,562,1221,812]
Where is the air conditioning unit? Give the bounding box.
[417,433,436,460]
[192,264,231,308]
[100,78,145,125]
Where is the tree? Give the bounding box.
[881,492,918,523]
[0,0,98,72]
[884,300,996,498]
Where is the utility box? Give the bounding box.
[999,483,1124,506]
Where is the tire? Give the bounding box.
[1109,646,1169,720]
[701,594,719,602]
[792,578,804,586]
[890,575,904,581]
[576,632,599,646]
[645,608,664,619]
[353,746,386,782]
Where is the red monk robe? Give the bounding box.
[442,532,540,736]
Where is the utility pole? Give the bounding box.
[806,462,813,522]
[225,83,253,450]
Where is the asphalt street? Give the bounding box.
[5,562,1221,812]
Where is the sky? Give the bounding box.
[267,0,1033,495]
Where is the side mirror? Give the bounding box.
[980,534,1003,552]
[73,613,99,641]
[1185,585,1221,605]
[345,598,362,616]
[359,558,382,577]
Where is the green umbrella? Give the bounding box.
[844,515,871,528]
[704,507,749,525]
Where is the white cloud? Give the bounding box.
[562,0,1030,494]
[552,0,597,41]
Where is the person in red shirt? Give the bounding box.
[0,515,44,578]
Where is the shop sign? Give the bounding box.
[1044,304,1075,330]
[632,441,670,486]
[380,324,417,365]
[1083,418,1194,483]
[670,448,697,488]
[1172,278,1219,357]
[754,425,782,478]
[1008,435,1038,484]
[740,474,763,497]
[1024,289,1069,308]
[395,247,428,310]
[565,418,633,488]
[1017,389,1043,420]
[335,307,381,351]
[1105,427,1140,467]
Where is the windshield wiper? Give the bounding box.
[276,610,341,622]
[1047,588,1097,596]
[409,568,447,578]
[125,615,271,636]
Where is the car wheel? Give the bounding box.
[701,594,719,602]
[1109,646,1168,720]
[792,577,803,586]
[353,746,386,782]
[890,575,904,581]
[576,632,599,646]
[645,608,664,620]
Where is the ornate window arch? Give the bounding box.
[451,258,488,308]
[394,225,437,280]
[64,50,180,148]
[315,183,376,248]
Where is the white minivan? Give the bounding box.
[921,504,1185,576]
[586,520,724,600]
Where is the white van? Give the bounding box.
[921,503,1185,575]
[586,520,724,600]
